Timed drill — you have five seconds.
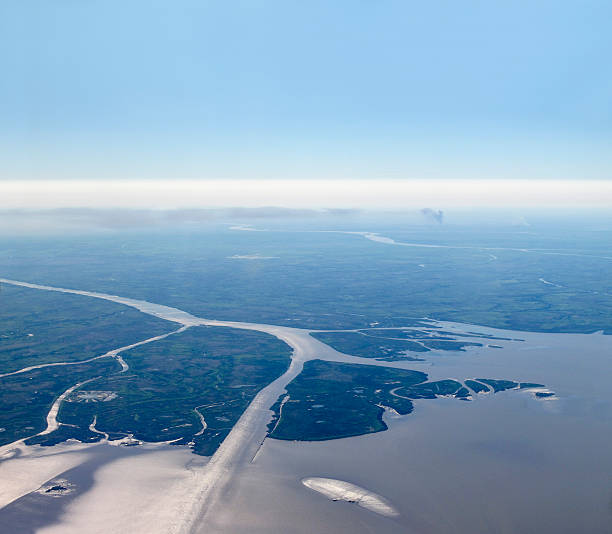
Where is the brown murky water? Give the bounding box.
[204,327,612,534]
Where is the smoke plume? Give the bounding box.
[420,208,444,224]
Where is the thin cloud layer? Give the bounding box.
[1,180,611,210]
[0,207,361,234]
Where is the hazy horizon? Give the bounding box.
[2,179,612,211]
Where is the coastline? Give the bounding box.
[0,278,610,533]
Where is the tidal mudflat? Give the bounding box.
[302,477,399,517]
[0,441,204,534]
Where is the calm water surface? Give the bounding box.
[205,327,612,534]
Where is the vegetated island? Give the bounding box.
[16,326,292,455]
[268,360,553,442]
[309,325,489,362]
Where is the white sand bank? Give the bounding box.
[302,477,399,517]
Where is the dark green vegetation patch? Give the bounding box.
[268,360,549,442]
[465,379,491,394]
[310,331,427,360]
[0,359,120,446]
[46,326,292,455]
[0,284,172,374]
[26,425,103,447]
[392,379,464,399]
[268,360,427,441]
[310,327,482,362]
[363,327,495,345]
[476,378,519,392]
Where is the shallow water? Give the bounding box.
[0,442,206,534]
[204,328,612,534]
[0,444,144,533]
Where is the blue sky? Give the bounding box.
[1,0,611,183]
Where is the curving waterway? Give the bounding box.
[1,278,611,534]
[0,277,433,533]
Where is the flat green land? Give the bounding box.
[268,360,427,441]
[0,358,120,446]
[363,327,505,342]
[465,379,490,393]
[361,328,485,351]
[393,379,464,399]
[467,378,538,394]
[0,284,172,374]
[34,326,292,455]
[310,329,481,361]
[476,378,519,392]
[268,360,550,442]
[310,331,427,360]
[1,224,611,334]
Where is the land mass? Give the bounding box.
[268,360,549,442]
